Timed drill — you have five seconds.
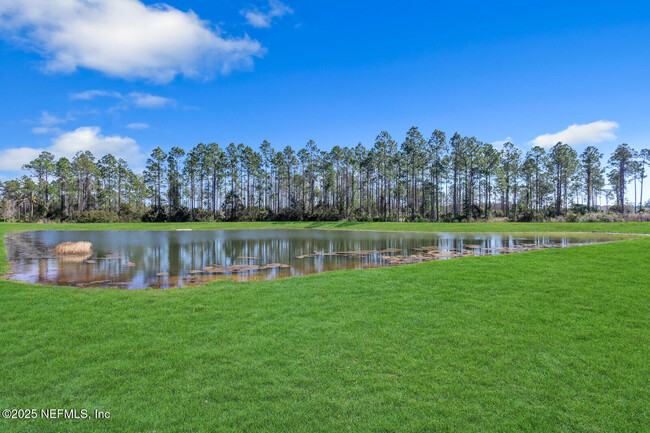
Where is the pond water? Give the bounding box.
[4,229,628,289]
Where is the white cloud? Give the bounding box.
[128,92,174,108]
[0,127,143,171]
[126,122,150,130]
[69,90,175,109]
[35,110,75,126]
[0,0,265,83]
[242,0,293,29]
[529,120,619,149]
[0,147,43,171]
[31,126,63,135]
[39,111,67,126]
[50,127,137,156]
[492,136,513,147]
[28,111,74,134]
[69,90,122,100]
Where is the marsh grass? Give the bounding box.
[52,241,92,255]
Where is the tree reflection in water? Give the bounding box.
[5,229,626,289]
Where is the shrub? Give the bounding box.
[569,204,591,215]
[45,207,66,222]
[169,207,192,222]
[608,205,633,214]
[564,212,580,223]
[440,213,455,222]
[624,213,650,222]
[238,206,272,222]
[141,206,167,223]
[189,208,217,222]
[543,206,558,219]
[75,210,119,223]
[118,204,145,223]
[517,208,543,222]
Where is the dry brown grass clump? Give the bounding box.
[53,241,92,256]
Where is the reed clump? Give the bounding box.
[53,241,92,256]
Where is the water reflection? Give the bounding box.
[4,229,625,289]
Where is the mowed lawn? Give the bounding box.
[0,222,648,432]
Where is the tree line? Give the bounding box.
[2,127,649,222]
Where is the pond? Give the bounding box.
[4,229,628,289]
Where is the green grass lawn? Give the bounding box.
[0,222,648,432]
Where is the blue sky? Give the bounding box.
[0,0,649,180]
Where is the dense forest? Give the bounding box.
[2,127,649,223]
